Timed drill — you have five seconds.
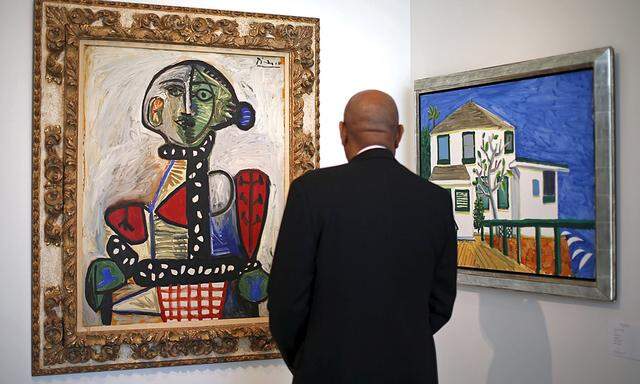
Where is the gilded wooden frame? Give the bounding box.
[414,48,615,301]
[32,0,319,375]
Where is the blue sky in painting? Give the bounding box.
[419,69,595,222]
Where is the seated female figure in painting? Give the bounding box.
[85,61,270,325]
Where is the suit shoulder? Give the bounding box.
[398,168,453,215]
[425,179,453,207]
[293,164,348,188]
[399,166,450,197]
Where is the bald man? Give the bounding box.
[268,90,457,384]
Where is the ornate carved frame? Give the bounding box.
[32,0,319,375]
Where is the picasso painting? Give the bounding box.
[81,49,279,327]
[32,0,319,375]
[415,48,615,300]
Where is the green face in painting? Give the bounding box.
[142,61,237,147]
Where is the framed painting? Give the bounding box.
[415,48,615,300]
[32,0,319,375]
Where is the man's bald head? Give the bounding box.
[340,90,403,161]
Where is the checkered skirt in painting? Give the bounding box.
[156,282,227,322]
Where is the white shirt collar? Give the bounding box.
[356,145,388,155]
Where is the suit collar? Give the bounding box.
[350,147,395,162]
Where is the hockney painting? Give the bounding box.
[79,43,288,327]
[418,69,596,280]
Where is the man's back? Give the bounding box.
[268,148,457,384]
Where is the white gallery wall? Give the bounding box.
[0,0,410,383]
[411,0,640,383]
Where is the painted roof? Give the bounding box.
[429,165,471,181]
[514,157,569,171]
[431,101,515,135]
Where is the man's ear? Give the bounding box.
[339,121,348,146]
[394,124,404,148]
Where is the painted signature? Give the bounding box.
[256,57,282,68]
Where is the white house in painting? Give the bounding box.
[428,101,569,239]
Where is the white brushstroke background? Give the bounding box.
[80,44,286,324]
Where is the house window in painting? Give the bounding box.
[437,135,450,164]
[497,177,509,209]
[532,179,540,197]
[543,171,556,203]
[504,131,514,153]
[454,189,470,212]
[462,132,475,164]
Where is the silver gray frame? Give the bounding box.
[414,47,616,301]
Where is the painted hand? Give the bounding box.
[238,260,269,303]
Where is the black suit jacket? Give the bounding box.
[268,148,457,384]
